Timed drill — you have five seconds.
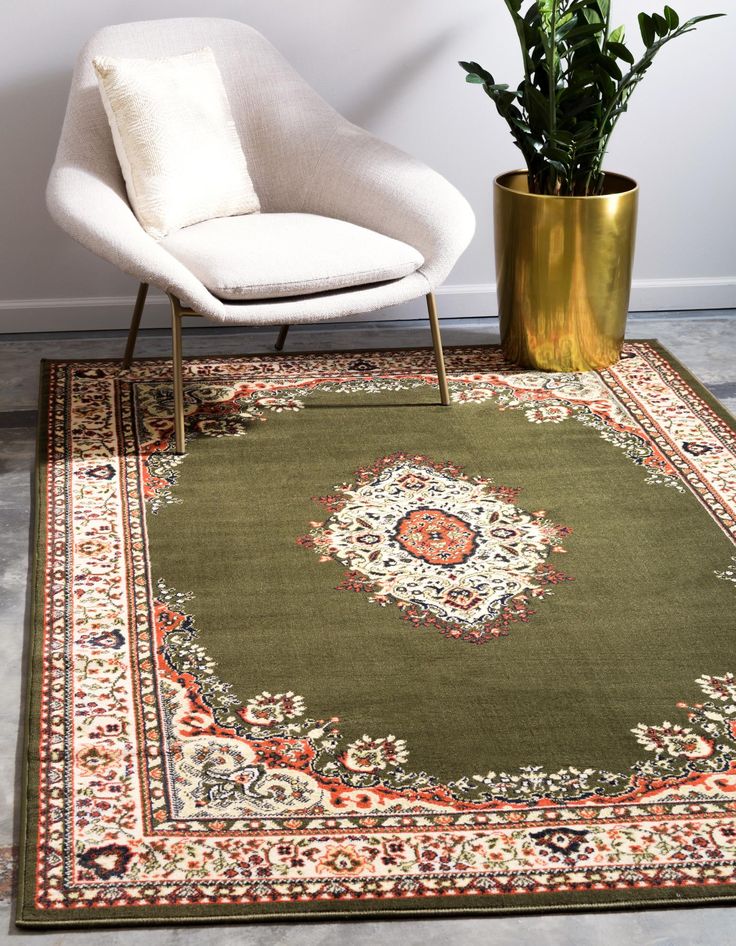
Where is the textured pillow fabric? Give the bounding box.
[92,47,260,239]
[160,213,425,300]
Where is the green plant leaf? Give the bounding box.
[509,117,532,134]
[638,12,656,47]
[609,24,626,43]
[597,54,623,79]
[545,158,569,176]
[652,12,670,36]
[542,144,572,162]
[537,0,556,28]
[559,21,607,41]
[663,5,680,29]
[606,40,635,63]
[524,83,552,132]
[459,61,496,85]
[682,13,726,26]
[523,3,542,28]
[567,0,598,14]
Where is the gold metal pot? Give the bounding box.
[494,170,638,372]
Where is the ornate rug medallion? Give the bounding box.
[395,507,477,565]
[18,342,736,926]
[298,454,572,642]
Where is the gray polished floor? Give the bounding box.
[1,312,735,945]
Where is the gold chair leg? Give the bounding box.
[122,282,149,369]
[275,325,289,351]
[169,296,186,455]
[426,292,450,406]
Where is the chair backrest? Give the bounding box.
[55,18,341,214]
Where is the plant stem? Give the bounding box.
[503,0,534,85]
[548,1,558,145]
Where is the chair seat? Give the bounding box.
[160,212,425,301]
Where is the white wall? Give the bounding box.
[0,0,734,332]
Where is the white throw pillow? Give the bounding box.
[92,47,260,240]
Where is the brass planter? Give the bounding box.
[494,170,638,372]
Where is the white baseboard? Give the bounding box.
[0,277,734,334]
[627,277,736,312]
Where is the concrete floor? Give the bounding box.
[1,312,735,945]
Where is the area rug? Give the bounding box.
[17,341,736,927]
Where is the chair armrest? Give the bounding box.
[46,163,227,319]
[300,122,475,289]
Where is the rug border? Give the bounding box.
[641,338,735,426]
[15,339,734,423]
[16,342,736,928]
[16,358,52,928]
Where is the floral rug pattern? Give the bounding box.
[297,453,572,643]
[20,343,736,924]
[155,577,736,811]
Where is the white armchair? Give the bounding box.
[47,18,475,451]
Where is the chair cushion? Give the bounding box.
[92,47,260,240]
[160,213,425,300]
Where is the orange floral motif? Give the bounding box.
[316,844,372,875]
[75,744,122,777]
[395,508,477,566]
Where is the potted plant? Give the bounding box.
[461,2,723,371]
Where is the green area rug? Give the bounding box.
[17,342,736,926]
